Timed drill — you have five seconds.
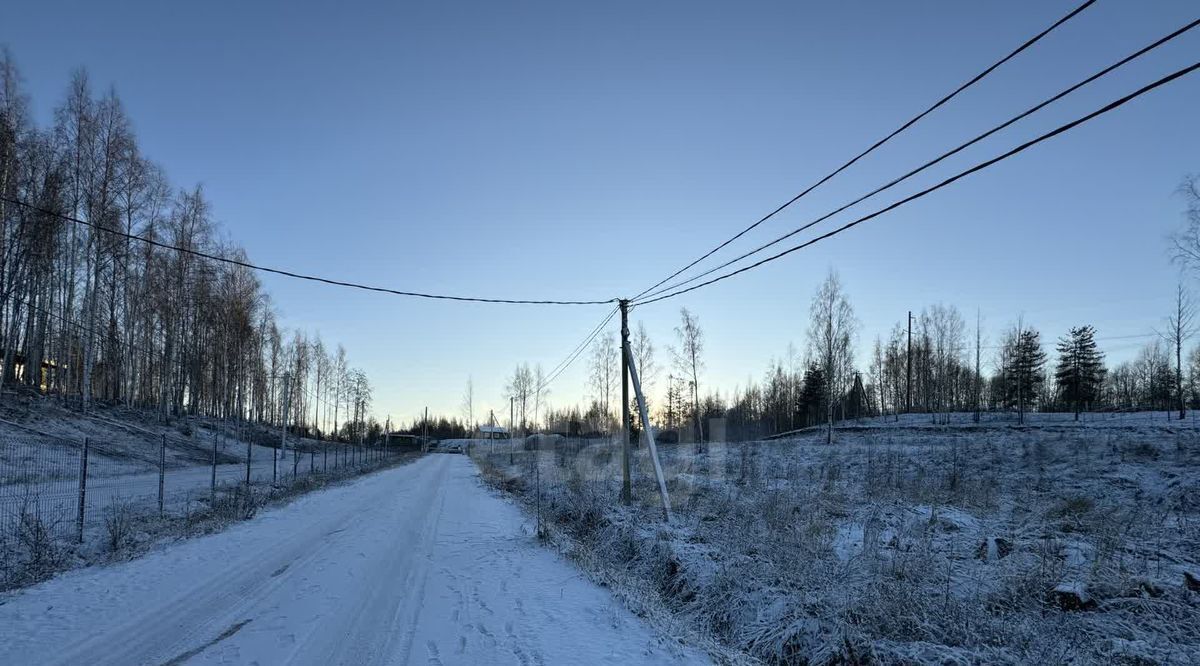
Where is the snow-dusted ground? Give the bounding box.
[1,437,369,545]
[1,401,381,546]
[474,422,1200,663]
[0,400,346,490]
[0,454,705,665]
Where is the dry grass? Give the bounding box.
[474,426,1200,664]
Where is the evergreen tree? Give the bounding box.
[1002,326,1046,423]
[1054,325,1106,420]
[797,364,826,428]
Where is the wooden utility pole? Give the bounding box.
[422,406,429,453]
[619,299,631,504]
[509,396,515,464]
[906,311,912,414]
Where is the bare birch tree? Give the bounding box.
[461,376,475,433]
[807,271,856,444]
[672,308,705,451]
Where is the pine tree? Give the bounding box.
[1003,326,1046,423]
[797,364,826,429]
[1055,325,1106,420]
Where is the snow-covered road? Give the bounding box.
[1,455,704,665]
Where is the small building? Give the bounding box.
[383,432,425,452]
[475,424,509,439]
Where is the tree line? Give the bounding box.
[0,49,377,442]
[493,168,1200,441]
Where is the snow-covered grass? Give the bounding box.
[0,396,339,485]
[474,422,1200,664]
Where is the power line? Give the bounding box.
[538,307,619,392]
[631,0,1097,301]
[636,18,1200,301]
[3,195,614,306]
[634,60,1200,306]
[536,307,620,393]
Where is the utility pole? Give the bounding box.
[509,396,515,465]
[423,406,429,453]
[619,299,631,504]
[906,311,912,415]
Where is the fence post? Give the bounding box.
[158,435,166,515]
[245,436,251,488]
[310,449,315,474]
[211,431,218,504]
[76,438,90,543]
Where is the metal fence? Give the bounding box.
[0,431,408,549]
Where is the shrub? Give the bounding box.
[104,501,135,554]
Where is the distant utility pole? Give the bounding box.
[423,406,429,453]
[509,396,515,465]
[619,299,632,504]
[906,311,912,414]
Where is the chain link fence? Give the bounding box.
[1,429,412,588]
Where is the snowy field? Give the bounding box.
[0,455,704,666]
[474,420,1200,664]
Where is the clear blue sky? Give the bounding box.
[4,1,1198,423]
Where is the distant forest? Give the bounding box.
[495,177,1200,443]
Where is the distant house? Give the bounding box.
[475,425,509,439]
